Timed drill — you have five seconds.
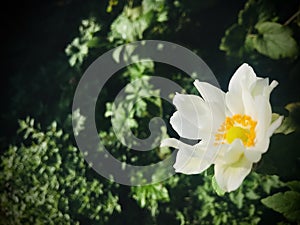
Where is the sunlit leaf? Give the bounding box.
[250,22,298,59]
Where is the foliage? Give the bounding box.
[262,181,300,223]
[0,118,121,224]
[131,183,170,217]
[156,172,284,225]
[220,0,299,60]
[246,21,298,60]
[2,0,300,224]
[72,109,87,137]
[108,0,168,44]
[65,18,101,67]
[274,102,300,135]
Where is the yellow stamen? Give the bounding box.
[215,114,257,147]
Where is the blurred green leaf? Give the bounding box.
[237,0,274,27]
[286,181,300,192]
[262,191,300,222]
[220,24,247,58]
[220,0,299,60]
[248,22,298,59]
[275,102,300,135]
[220,0,275,58]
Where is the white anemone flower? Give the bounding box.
[161,63,283,192]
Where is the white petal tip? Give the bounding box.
[193,79,200,85]
[160,138,179,148]
[241,63,251,68]
[173,167,199,175]
[270,80,279,89]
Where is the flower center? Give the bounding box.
[215,114,257,147]
[226,126,249,144]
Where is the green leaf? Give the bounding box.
[250,22,298,59]
[237,0,274,27]
[112,46,123,63]
[229,189,245,209]
[261,175,283,194]
[274,114,296,135]
[219,0,275,58]
[212,176,226,196]
[175,211,186,225]
[245,190,260,200]
[275,102,300,135]
[261,191,300,222]
[286,181,300,192]
[220,24,247,58]
[72,109,86,136]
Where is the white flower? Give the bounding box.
[161,63,283,192]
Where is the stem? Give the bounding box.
[284,9,300,26]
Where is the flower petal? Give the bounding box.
[170,111,203,139]
[268,80,279,94]
[216,139,244,165]
[173,93,209,128]
[194,80,225,106]
[207,102,227,138]
[251,78,269,97]
[161,138,212,174]
[225,91,245,115]
[174,147,211,174]
[254,95,272,141]
[161,138,186,149]
[255,137,270,153]
[251,78,279,99]
[228,63,257,93]
[242,90,256,118]
[193,80,226,135]
[214,156,252,192]
[267,115,283,137]
[244,148,262,163]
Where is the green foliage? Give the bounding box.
[275,102,300,135]
[106,0,119,13]
[0,118,121,224]
[3,0,300,224]
[248,22,298,59]
[286,180,300,192]
[72,109,86,136]
[65,18,101,67]
[108,0,168,43]
[220,0,299,60]
[101,39,169,167]
[131,183,170,216]
[170,172,284,225]
[262,181,300,223]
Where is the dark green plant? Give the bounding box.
[220,0,299,60]
[0,118,121,224]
